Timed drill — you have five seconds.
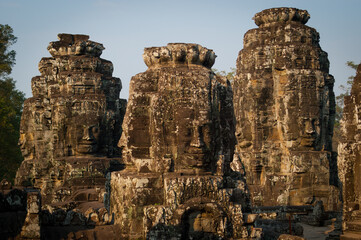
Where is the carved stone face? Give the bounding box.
[299,117,318,148]
[18,99,45,161]
[64,99,105,156]
[75,124,100,154]
[277,75,321,150]
[173,94,212,170]
[189,123,211,152]
[19,132,35,160]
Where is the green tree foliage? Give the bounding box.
[335,61,360,123]
[0,25,17,78]
[212,67,236,81]
[0,24,25,182]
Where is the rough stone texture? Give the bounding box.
[278,234,305,240]
[15,33,126,205]
[0,188,27,239]
[0,188,42,239]
[110,43,259,239]
[41,225,121,240]
[233,7,339,210]
[338,64,361,238]
[20,190,41,239]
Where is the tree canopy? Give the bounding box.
[212,67,236,82]
[0,24,25,182]
[0,24,17,78]
[335,61,360,123]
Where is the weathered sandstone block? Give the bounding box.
[233,8,339,209]
[20,190,41,239]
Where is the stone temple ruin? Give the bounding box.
[2,6,360,240]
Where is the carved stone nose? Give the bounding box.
[190,126,204,148]
[305,121,315,134]
[82,127,94,141]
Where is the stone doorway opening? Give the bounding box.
[180,205,228,240]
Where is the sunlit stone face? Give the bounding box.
[280,101,321,150]
[299,117,319,148]
[18,98,48,161]
[174,104,212,169]
[19,132,34,160]
[59,98,106,157]
[67,122,101,156]
[76,125,100,154]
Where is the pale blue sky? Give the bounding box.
[1,0,361,99]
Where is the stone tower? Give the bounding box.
[233,8,339,209]
[16,34,126,204]
[110,43,259,239]
[338,64,361,237]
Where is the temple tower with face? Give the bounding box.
[233,8,339,210]
[110,43,258,239]
[15,34,126,205]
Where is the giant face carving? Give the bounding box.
[63,97,106,157]
[299,117,319,148]
[18,98,49,161]
[76,125,100,154]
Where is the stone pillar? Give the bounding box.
[15,34,126,205]
[20,190,41,239]
[233,8,339,210]
[111,43,257,239]
[338,64,361,236]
